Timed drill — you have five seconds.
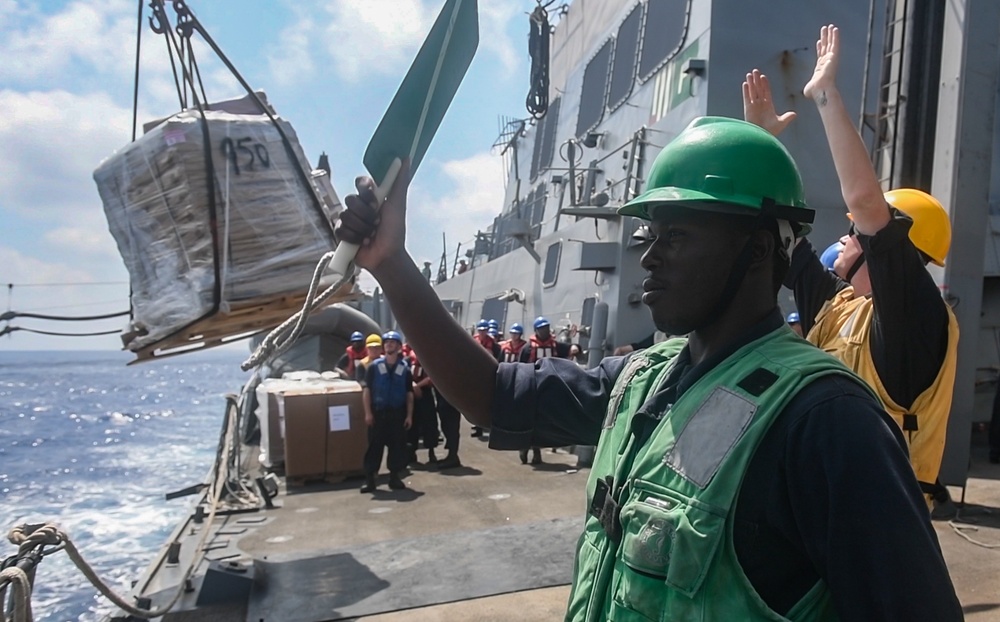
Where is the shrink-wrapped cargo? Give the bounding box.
[94,93,347,357]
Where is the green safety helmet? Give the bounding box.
[620,117,815,234]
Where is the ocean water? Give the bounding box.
[0,348,251,621]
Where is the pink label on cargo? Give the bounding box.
[163,129,186,146]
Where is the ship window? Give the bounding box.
[538,98,560,174]
[543,242,562,287]
[480,296,508,331]
[530,120,544,182]
[608,4,643,111]
[576,39,613,138]
[638,0,690,82]
[530,98,560,181]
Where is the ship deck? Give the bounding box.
[122,422,1000,621]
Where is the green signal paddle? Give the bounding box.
[329,0,480,278]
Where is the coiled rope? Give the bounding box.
[526,2,552,119]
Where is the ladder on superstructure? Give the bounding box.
[861,0,908,191]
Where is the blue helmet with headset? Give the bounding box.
[820,241,844,271]
[533,316,550,330]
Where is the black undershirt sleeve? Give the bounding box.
[858,209,949,408]
[488,356,627,449]
[784,238,848,335]
[736,375,962,619]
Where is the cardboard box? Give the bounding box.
[276,378,367,479]
[324,381,367,476]
[280,390,330,479]
[255,382,285,469]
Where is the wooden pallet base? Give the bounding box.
[126,280,357,364]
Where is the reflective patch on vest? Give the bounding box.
[603,354,651,428]
[663,387,757,489]
[377,362,388,375]
[394,362,407,376]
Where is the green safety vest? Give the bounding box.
[566,326,870,622]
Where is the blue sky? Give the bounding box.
[1,0,531,350]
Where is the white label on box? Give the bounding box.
[328,405,351,432]
[278,397,286,438]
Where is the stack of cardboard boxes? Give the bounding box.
[255,375,367,481]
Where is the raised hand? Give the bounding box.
[742,69,797,137]
[803,24,840,104]
[335,159,412,273]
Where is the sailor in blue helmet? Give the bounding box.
[360,330,413,493]
[519,316,578,363]
[337,330,369,378]
[819,241,844,272]
[499,323,527,362]
[786,311,803,337]
[336,110,957,618]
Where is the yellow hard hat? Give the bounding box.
[365,333,383,347]
[884,189,951,266]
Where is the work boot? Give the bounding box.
[531,448,543,465]
[519,449,529,464]
[389,473,407,490]
[360,475,377,494]
[437,451,462,469]
[428,448,438,464]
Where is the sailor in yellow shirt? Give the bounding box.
[744,25,959,509]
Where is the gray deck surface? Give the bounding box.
[138,422,1000,621]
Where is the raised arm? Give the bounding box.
[743,69,797,137]
[803,25,890,235]
[336,161,498,426]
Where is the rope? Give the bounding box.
[526,3,551,119]
[0,567,33,622]
[0,310,130,322]
[241,251,351,371]
[0,327,122,338]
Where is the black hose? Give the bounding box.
[526,4,551,119]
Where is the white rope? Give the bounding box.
[0,566,33,622]
[949,519,1000,549]
[241,250,352,371]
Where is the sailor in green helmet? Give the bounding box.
[335,116,959,619]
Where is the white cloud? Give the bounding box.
[267,15,318,86]
[0,0,136,83]
[0,245,96,284]
[0,89,133,219]
[265,0,519,87]
[407,150,505,263]
[479,0,520,76]
[320,0,434,83]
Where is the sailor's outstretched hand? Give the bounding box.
[336,159,412,273]
[803,24,840,104]
[742,69,796,137]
